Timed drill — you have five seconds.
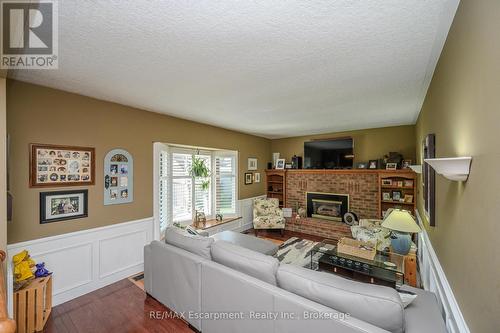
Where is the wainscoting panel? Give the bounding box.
[416,211,470,333]
[7,217,153,315]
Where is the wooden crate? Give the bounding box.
[337,237,376,261]
[14,276,52,333]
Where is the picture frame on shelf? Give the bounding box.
[404,179,414,187]
[245,172,253,185]
[382,192,391,201]
[368,160,378,169]
[30,144,95,187]
[381,179,392,186]
[275,159,286,170]
[404,194,414,203]
[392,191,402,201]
[247,157,258,171]
[397,180,404,187]
[402,160,412,169]
[386,162,398,170]
[254,172,261,183]
[40,190,88,224]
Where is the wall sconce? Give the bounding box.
[424,157,472,181]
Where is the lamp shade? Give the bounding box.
[382,209,421,233]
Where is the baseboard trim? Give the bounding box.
[7,217,154,315]
[416,210,470,333]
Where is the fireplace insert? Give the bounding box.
[306,192,349,222]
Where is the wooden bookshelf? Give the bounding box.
[265,170,286,208]
[378,171,417,218]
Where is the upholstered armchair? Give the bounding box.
[253,197,286,236]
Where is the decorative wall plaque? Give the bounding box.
[104,149,133,205]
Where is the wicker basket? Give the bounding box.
[337,237,376,261]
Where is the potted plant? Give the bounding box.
[190,156,211,190]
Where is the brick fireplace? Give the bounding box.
[285,170,379,239]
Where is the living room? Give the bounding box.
[0,1,498,332]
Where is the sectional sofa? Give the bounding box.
[144,228,447,333]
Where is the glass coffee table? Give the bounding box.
[310,239,405,288]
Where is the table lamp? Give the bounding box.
[381,209,421,255]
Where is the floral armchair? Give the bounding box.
[253,197,285,235]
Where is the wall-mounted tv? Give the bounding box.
[304,138,354,169]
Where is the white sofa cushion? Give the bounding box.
[165,226,214,260]
[277,264,405,333]
[211,240,279,285]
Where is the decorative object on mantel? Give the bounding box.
[384,152,404,168]
[385,163,397,170]
[382,209,421,255]
[356,162,368,169]
[368,160,378,169]
[30,144,95,187]
[284,162,293,169]
[275,158,286,170]
[422,134,436,226]
[343,212,359,226]
[291,155,302,169]
[104,149,133,205]
[272,152,280,168]
[40,190,88,224]
[424,157,472,181]
[247,157,258,171]
[402,160,412,169]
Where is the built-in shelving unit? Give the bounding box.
[265,170,286,208]
[378,171,417,219]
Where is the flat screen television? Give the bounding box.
[304,138,354,169]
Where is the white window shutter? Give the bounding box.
[215,151,237,215]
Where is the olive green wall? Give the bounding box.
[415,0,500,331]
[7,80,270,243]
[270,125,416,164]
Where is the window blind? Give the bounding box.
[215,153,237,215]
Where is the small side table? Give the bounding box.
[14,276,52,333]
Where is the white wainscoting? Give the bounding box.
[416,211,470,333]
[7,217,153,316]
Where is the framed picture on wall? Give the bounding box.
[40,190,88,224]
[254,172,261,183]
[30,144,95,187]
[245,172,253,185]
[247,157,258,171]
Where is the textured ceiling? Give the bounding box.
[10,0,459,139]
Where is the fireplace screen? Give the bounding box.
[306,192,349,222]
[311,199,343,221]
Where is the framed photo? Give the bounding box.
[382,192,391,201]
[284,162,293,169]
[40,190,88,224]
[245,172,253,185]
[392,191,402,201]
[247,157,258,171]
[381,179,392,186]
[357,162,367,169]
[368,160,378,169]
[402,160,412,169]
[404,179,414,188]
[275,159,286,170]
[404,194,414,203]
[397,180,404,187]
[104,149,134,205]
[254,172,261,183]
[30,144,95,187]
[386,162,398,170]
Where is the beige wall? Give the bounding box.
[0,78,6,253]
[7,80,270,243]
[415,0,500,331]
[270,125,416,165]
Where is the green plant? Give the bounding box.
[190,156,211,190]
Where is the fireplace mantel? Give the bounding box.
[285,169,414,175]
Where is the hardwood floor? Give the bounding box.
[42,279,194,333]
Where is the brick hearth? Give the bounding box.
[284,170,379,239]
